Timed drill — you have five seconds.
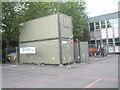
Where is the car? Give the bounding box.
[7,53,17,63]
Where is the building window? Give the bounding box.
[115,38,120,46]
[95,22,100,30]
[108,39,113,42]
[101,21,106,29]
[97,40,101,44]
[89,23,94,31]
[106,20,112,28]
[115,43,120,46]
[108,39,113,46]
[90,40,95,44]
[115,38,119,42]
[102,39,106,44]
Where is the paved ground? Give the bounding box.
[1,54,118,88]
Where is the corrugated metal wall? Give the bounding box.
[20,13,74,65]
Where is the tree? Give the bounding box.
[2,2,56,48]
[22,2,55,22]
[2,1,88,48]
[48,1,88,41]
[2,2,26,47]
[24,1,88,41]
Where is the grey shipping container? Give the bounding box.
[79,42,89,63]
[74,42,80,63]
[19,13,74,65]
[74,42,89,63]
[20,13,73,42]
[20,39,74,65]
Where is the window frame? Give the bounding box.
[106,20,112,28]
[95,22,100,30]
[89,22,95,31]
[101,21,106,29]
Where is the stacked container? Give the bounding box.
[20,13,74,65]
[74,41,89,63]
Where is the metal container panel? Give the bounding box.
[20,14,59,42]
[79,42,89,62]
[74,42,80,63]
[19,13,74,65]
[20,39,74,64]
[60,39,74,64]
[59,14,73,38]
[20,40,60,64]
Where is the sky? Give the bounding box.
[84,0,119,17]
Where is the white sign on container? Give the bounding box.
[62,41,67,44]
[20,47,36,54]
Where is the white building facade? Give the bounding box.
[88,12,120,53]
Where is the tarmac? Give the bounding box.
[1,54,119,89]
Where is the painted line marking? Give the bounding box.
[82,78,102,90]
[67,76,118,81]
[16,75,63,88]
[13,75,117,88]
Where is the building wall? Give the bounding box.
[87,12,120,53]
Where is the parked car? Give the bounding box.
[7,53,17,63]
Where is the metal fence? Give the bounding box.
[88,43,115,56]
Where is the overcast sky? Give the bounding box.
[84,0,119,17]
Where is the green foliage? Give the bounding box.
[53,2,88,41]
[2,1,88,47]
[2,2,26,47]
[22,2,54,21]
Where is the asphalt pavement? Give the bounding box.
[1,54,119,89]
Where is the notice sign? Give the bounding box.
[20,47,36,54]
[62,41,67,44]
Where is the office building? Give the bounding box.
[88,12,120,53]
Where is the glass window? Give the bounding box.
[102,39,106,44]
[115,38,120,46]
[108,39,113,42]
[90,40,95,44]
[115,38,120,42]
[106,20,112,28]
[89,23,94,31]
[95,22,100,30]
[101,21,106,29]
[108,39,113,45]
[109,43,113,46]
[115,42,120,46]
[97,40,101,44]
